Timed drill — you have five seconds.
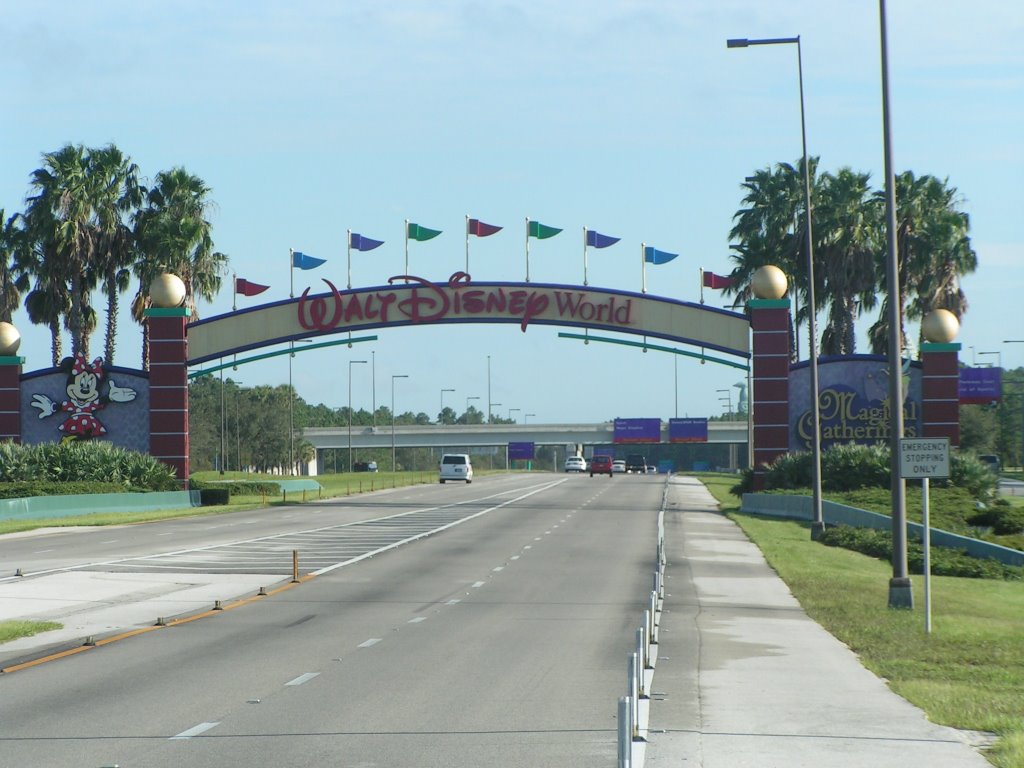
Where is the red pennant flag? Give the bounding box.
[468,218,503,237]
[235,277,270,297]
[702,271,734,289]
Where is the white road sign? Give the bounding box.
[899,437,950,479]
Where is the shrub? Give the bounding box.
[198,487,230,506]
[968,499,1024,536]
[0,441,177,491]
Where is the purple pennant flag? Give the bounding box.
[350,233,385,252]
[586,229,620,249]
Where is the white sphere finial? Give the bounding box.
[0,321,21,355]
[922,309,959,343]
[150,273,187,308]
[751,265,788,299]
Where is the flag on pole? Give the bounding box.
[528,220,562,239]
[468,218,502,237]
[702,271,734,289]
[407,223,443,242]
[350,233,385,252]
[585,229,620,248]
[292,251,327,270]
[235,278,270,296]
[644,246,678,265]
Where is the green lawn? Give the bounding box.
[697,473,1024,768]
[0,620,62,644]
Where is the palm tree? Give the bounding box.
[814,168,881,355]
[0,210,28,323]
[133,167,227,369]
[23,144,99,358]
[868,172,976,354]
[88,145,143,365]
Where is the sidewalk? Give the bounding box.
[643,476,991,767]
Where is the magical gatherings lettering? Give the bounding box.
[297,273,635,333]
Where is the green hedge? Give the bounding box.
[190,480,280,496]
[198,487,231,506]
[0,481,128,499]
[0,441,178,491]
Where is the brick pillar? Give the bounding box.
[0,356,25,443]
[748,299,791,489]
[146,308,191,485]
[921,342,960,447]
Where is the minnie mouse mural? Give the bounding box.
[30,353,137,442]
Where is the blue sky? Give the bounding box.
[2,1,1021,424]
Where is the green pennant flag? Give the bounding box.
[407,222,443,242]
[528,220,562,239]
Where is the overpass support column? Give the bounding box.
[146,307,191,486]
[920,342,961,447]
[748,299,791,489]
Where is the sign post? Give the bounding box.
[898,437,950,634]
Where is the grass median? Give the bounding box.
[0,620,63,644]
[696,473,1024,768]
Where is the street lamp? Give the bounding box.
[716,388,733,418]
[348,360,367,473]
[440,388,455,423]
[287,338,313,475]
[487,355,492,423]
[978,351,1002,369]
[491,403,502,424]
[728,33,824,539]
[524,412,536,424]
[509,407,521,421]
[232,380,244,473]
[391,374,409,472]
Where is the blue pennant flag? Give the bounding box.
[350,233,384,252]
[292,251,327,270]
[586,229,620,249]
[644,246,678,265]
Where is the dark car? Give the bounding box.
[590,455,614,477]
[625,454,647,473]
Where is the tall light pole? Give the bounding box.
[440,388,455,423]
[371,350,376,428]
[487,355,492,423]
[878,0,911,608]
[978,351,1002,369]
[524,412,536,424]
[465,395,480,424]
[717,388,733,418]
[348,360,367,472]
[728,34,824,539]
[509,407,521,421]
[391,374,409,472]
[233,380,244,473]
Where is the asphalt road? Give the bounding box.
[0,472,664,767]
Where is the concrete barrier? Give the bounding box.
[0,490,202,521]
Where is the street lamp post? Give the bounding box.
[728,34,824,539]
[466,395,480,424]
[392,374,409,472]
[978,351,1002,369]
[348,360,367,473]
[716,388,733,418]
[440,388,455,423]
[509,408,521,421]
[524,412,536,424]
[487,355,492,423]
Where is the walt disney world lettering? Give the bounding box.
[297,273,635,333]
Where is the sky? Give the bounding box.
[2,1,1022,425]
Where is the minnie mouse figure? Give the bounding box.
[31,353,137,442]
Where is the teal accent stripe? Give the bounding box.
[188,334,378,378]
[746,299,790,309]
[145,307,192,317]
[558,332,749,371]
[921,342,962,352]
[0,356,25,365]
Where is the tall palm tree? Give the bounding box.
[23,144,99,358]
[88,145,143,365]
[0,210,28,323]
[868,172,976,354]
[814,168,881,355]
[132,167,228,369]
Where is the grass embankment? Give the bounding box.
[0,469,493,536]
[0,620,63,644]
[696,473,1024,768]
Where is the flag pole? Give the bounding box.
[404,219,410,282]
[699,268,705,305]
[465,215,470,274]
[525,217,531,283]
[232,272,237,311]
[641,242,647,294]
[583,227,589,286]
[347,229,352,290]
[289,248,294,298]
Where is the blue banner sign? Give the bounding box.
[669,417,708,443]
[613,418,661,444]
[959,366,1001,404]
[508,441,535,460]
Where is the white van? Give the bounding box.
[439,453,473,483]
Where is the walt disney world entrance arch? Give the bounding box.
[0,266,961,486]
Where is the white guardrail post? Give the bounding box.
[618,695,633,767]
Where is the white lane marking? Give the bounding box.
[285,672,320,686]
[157,532,173,536]
[471,581,486,588]
[492,566,504,572]
[33,549,54,554]
[523,545,532,550]
[170,722,220,740]
[553,525,559,528]
[510,555,520,560]
[358,638,382,648]
[101,540,118,544]
[408,616,427,623]
[534,537,542,541]
[446,599,461,605]
[544,530,552,535]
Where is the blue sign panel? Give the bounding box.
[508,441,535,460]
[959,367,1001,404]
[669,417,708,443]
[613,418,661,444]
